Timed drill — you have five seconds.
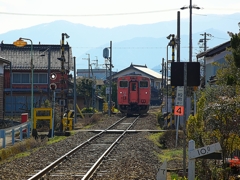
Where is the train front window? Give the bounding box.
[120,81,128,87]
[132,83,136,91]
[140,81,148,87]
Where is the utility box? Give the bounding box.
[21,113,28,132]
[21,113,28,123]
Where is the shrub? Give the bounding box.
[159,130,183,149]
[81,107,98,113]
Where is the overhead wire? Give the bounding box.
[0,7,239,17]
[0,8,179,17]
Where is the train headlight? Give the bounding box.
[145,92,147,94]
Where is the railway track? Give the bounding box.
[27,116,140,180]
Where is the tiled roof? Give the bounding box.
[196,41,231,59]
[0,56,11,64]
[0,43,73,70]
[112,63,163,80]
[133,65,162,79]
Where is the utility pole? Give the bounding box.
[177,11,180,62]
[92,56,98,69]
[199,32,211,85]
[167,34,176,129]
[83,54,90,78]
[58,33,70,132]
[109,41,113,117]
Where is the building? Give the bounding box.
[77,68,118,80]
[0,57,11,119]
[112,63,164,105]
[0,42,73,116]
[196,41,231,85]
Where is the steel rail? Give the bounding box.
[28,116,127,180]
[82,116,140,179]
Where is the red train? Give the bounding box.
[117,74,151,116]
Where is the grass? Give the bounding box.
[148,130,184,180]
[0,137,46,163]
[158,148,183,161]
[46,135,68,145]
[148,132,163,147]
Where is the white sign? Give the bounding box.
[106,87,110,94]
[156,160,167,180]
[176,86,184,106]
[189,142,222,159]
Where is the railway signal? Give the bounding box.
[50,72,57,80]
[171,62,200,86]
[50,83,57,91]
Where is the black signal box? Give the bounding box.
[171,62,200,86]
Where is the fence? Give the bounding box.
[0,121,31,148]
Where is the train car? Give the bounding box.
[117,74,151,116]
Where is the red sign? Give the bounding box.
[174,106,184,116]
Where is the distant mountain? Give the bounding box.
[0,13,239,72]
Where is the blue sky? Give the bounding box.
[0,0,240,34]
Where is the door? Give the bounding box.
[129,82,138,103]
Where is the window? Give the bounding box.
[140,81,148,87]
[132,83,136,91]
[13,74,21,83]
[13,73,47,84]
[13,73,30,84]
[120,81,128,87]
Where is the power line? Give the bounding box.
[70,46,198,49]
[0,9,179,17]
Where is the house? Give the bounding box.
[0,57,11,119]
[0,42,73,116]
[111,63,164,105]
[196,41,231,85]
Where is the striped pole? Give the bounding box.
[170,35,176,129]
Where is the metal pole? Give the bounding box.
[175,116,179,147]
[203,32,207,80]
[161,58,164,102]
[47,47,51,99]
[177,11,181,62]
[60,33,65,132]
[28,39,34,132]
[109,41,112,117]
[171,36,175,129]
[165,62,167,114]
[10,62,13,124]
[52,90,55,137]
[88,54,90,78]
[183,62,187,177]
[166,46,168,116]
[59,33,70,132]
[73,57,76,125]
[189,0,192,62]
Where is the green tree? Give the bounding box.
[100,82,117,105]
[187,33,240,179]
[76,77,94,108]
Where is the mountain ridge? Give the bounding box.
[0,13,239,72]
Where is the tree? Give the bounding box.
[76,77,94,108]
[230,33,240,68]
[187,33,240,179]
[100,82,117,104]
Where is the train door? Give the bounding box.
[129,82,138,103]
